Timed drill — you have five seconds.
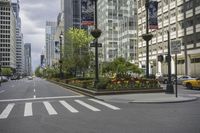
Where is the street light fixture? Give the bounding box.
[59,31,64,79]
[142,0,153,78]
[91,0,102,87]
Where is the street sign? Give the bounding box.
[171,40,181,54]
[90,43,102,47]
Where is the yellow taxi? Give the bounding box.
[183,77,200,89]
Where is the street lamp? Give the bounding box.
[166,31,174,94]
[142,0,153,78]
[90,0,102,87]
[59,31,64,79]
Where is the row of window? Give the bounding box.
[0,25,10,29]
[0,11,10,16]
[0,16,10,20]
[0,35,10,38]
[0,39,10,43]
[0,48,10,52]
[0,44,10,47]
[0,21,10,24]
[0,30,10,34]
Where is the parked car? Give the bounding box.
[157,74,176,84]
[174,75,195,85]
[0,76,8,82]
[27,76,33,80]
[182,77,200,89]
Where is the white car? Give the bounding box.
[27,76,33,80]
[175,75,195,85]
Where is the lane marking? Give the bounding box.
[89,99,120,110]
[0,95,85,103]
[0,90,5,93]
[75,100,100,112]
[0,103,15,119]
[24,102,33,117]
[33,89,35,92]
[59,100,79,113]
[43,101,57,115]
[33,95,36,99]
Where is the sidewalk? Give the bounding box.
[95,93,198,103]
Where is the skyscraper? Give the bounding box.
[61,0,81,31]
[11,0,24,75]
[0,0,16,69]
[98,0,138,63]
[45,21,57,67]
[24,43,32,76]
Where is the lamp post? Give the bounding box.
[91,0,102,87]
[59,32,64,79]
[166,31,174,93]
[142,0,153,78]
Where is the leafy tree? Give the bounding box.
[63,28,93,77]
[1,68,12,76]
[35,66,43,77]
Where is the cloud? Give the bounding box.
[20,0,60,71]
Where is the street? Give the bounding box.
[0,78,200,133]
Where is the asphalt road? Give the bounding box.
[0,78,200,133]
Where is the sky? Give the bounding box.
[19,0,60,72]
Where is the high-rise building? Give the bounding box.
[45,21,57,67]
[0,0,16,70]
[137,0,200,77]
[98,0,138,63]
[11,0,24,75]
[24,43,31,76]
[61,0,81,31]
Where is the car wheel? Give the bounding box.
[186,83,193,90]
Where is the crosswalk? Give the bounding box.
[0,99,120,119]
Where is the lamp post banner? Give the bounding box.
[148,1,158,29]
[81,0,94,26]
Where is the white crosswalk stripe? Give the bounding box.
[43,101,57,115]
[89,99,120,110]
[0,103,15,119]
[0,99,120,119]
[75,100,100,112]
[59,100,79,113]
[24,102,33,117]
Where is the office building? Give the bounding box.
[0,0,16,69]
[45,21,56,67]
[11,0,24,75]
[98,0,138,63]
[24,43,31,76]
[137,0,200,77]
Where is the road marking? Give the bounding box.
[89,99,120,110]
[0,103,15,119]
[0,90,5,93]
[75,100,100,112]
[0,95,85,103]
[43,101,57,115]
[59,100,79,113]
[33,95,36,99]
[24,102,33,117]
[33,89,35,92]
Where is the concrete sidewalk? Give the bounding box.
[95,93,198,103]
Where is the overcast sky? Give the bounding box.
[20,0,60,71]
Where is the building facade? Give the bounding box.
[61,0,81,31]
[97,0,138,63]
[24,43,31,76]
[0,0,16,70]
[137,0,200,77]
[11,0,24,75]
[45,21,56,67]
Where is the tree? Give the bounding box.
[63,28,94,77]
[1,68,12,76]
[35,66,43,77]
